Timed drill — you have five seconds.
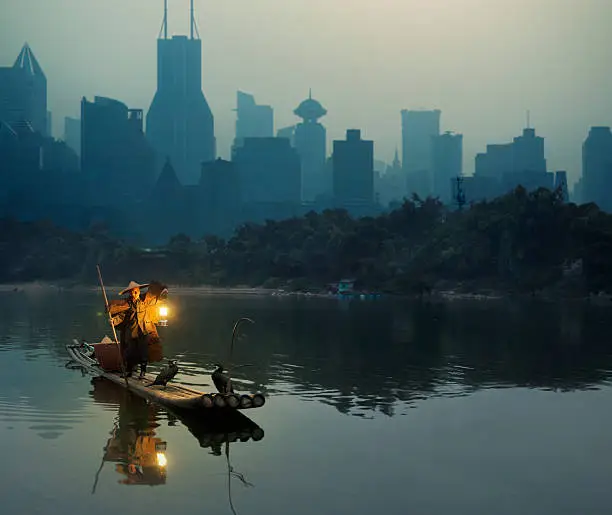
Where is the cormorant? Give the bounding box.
[212,364,234,394]
[148,360,178,388]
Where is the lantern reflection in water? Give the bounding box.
[91,377,167,487]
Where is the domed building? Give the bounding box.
[294,93,327,123]
[293,91,329,202]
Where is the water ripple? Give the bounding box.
[4,292,612,421]
[0,395,91,440]
[261,357,612,417]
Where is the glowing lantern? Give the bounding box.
[158,304,169,326]
[156,452,167,468]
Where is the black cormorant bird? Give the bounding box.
[212,364,234,394]
[148,360,179,388]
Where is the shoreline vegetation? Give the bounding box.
[3,186,612,302]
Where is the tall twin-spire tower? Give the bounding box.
[146,0,216,185]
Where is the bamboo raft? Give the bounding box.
[66,339,266,413]
[90,376,264,452]
[89,376,264,491]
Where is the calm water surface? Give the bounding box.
[2,290,612,514]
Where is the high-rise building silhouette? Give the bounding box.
[333,129,374,206]
[46,111,52,138]
[389,148,401,172]
[82,96,155,203]
[582,126,612,211]
[432,131,462,202]
[554,171,569,202]
[64,117,81,157]
[276,125,295,144]
[146,0,215,185]
[234,137,301,204]
[0,43,47,136]
[200,158,241,236]
[504,126,550,193]
[234,137,301,222]
[512,128,546,173]
[401,109,440,197]
[233,91,273,149]
[294,91,328,201]
[572,176,584,203]
[142,157,199,244]
[473,125,551,198]
[376,149,405,207]
[475,143,513,178]
[0,120,43,182]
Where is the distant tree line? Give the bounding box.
[2,186,612,296]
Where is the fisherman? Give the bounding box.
[109,280,168,379]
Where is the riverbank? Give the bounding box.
[0,282,274,296]
[4,188,612,304]
[1,280,610,304]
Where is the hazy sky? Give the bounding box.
[2,0,612,184]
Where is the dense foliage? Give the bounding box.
[3,186,612,295]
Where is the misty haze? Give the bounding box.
[2,1,612,514]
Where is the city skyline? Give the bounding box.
[2,0,612,184]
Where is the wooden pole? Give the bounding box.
[91,453,106,495]
[229,318,254,362]
[226,439,237,515]
[96,264,129,387]
[227,318,254,393]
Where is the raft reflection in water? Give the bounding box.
[91,377,167,486]
[89,376,265,490]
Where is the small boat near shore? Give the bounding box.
[66,338,266,413]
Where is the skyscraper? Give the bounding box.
[82,96,155,203]
[554,171,569,202]
[0,43,47,136]
[234,137,301,205]
[401,109,441,197]
[233,91,273,149]
[432,131,462,202]
[475,143,513,178]
[376,149,405,207]
[294,92,328,201]
[512,128,546,173]
[46,111,52,138]
[582,126,612,211]
[146,0,215,185]
[200,158,241,236]
[333,129,374,206]
[64,116,81,157]
[233,136,301,222]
